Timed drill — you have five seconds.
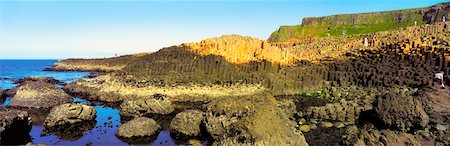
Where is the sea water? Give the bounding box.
[0,60,178,145]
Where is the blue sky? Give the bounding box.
[0,0,448,59]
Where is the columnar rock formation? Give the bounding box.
[183,34,296,65]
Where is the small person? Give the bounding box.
[433,71,445,88]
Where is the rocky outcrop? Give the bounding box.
[299,99,373,125]
[45,53,149,72]
[44,103,96,140]
[14,76,63,85]
[183,34,296,65]
[342,124,421,146]
[170,110,205,138]
[0,108,32,145]
[115,117,162,144]
[8,81,71,109]
[204,95,308,145]
[374,91,429,132]
[63,79,123,103]
[416,86,450,145]
[44,103,97,128]
[119,94,174,119]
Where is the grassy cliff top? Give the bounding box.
[268,2,450,42]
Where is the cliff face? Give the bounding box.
[183,34,295,65]
[268,2,450,42]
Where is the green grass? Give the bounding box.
[268,7,428,42]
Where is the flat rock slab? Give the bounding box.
[8,81,71,109]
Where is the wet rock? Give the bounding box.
[342,124,421,146]
[0,108,32,145]
[119,95,174,119]
[374,92,429,131]
[44,103,96,128]
[115,117,161,144]
[14,76,63,85]
[204,95,308,145]
[8,81,71,109]
[304,126,346,146]
[170,109,204,138]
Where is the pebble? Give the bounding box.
[321,122,333,128]
[334,122,345,128]
[299,125,311,132]
[436,124,447,131]
[310,119,318,124]
[298,118,306,125]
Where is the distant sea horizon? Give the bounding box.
[0,59,89,89]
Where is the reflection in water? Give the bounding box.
[2,97,10,106]
[44,120,96,141]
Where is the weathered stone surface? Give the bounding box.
[374,91,429,131]
[342,124,421,146]
[115,117,161,144]
[8,81,71,109]
[170,109,204,138]
[277,98,297,118]
[119,95,174,119]
[204,95,308,145]
[44,103,96,128]
[14,76,62,85]
[0,108,32,145]
[302,99,368,125]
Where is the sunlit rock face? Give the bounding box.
[183,34,296,65]
[8,81,71,109]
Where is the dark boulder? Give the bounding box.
[115,117,161,144]
[0,108,32,145]
[170,109,205,138]
[44,103,97,140]
[14,76,63,85]
[374,91,429,132]
[342,124,421,146]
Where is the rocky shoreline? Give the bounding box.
[3,9,450,145]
